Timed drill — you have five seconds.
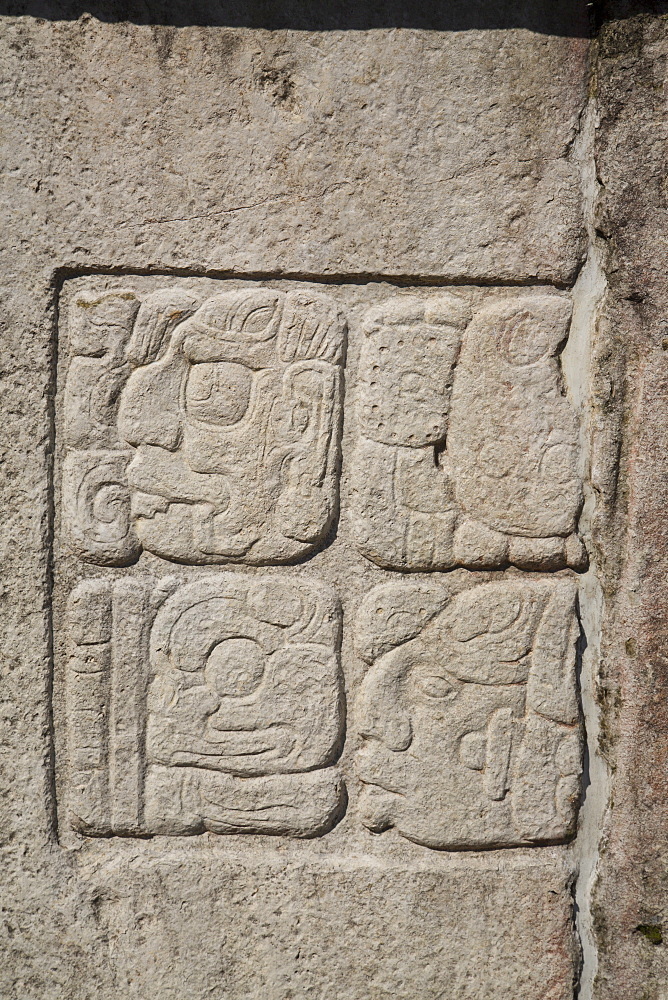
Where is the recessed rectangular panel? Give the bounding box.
[54,274,584,857]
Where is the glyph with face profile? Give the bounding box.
[350,292,586,572]
[354,577,582,849]
[62,285,347,566]
[4,10,637,996]
[65,573,344,838]
[58,278,585,854]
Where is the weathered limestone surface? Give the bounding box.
[0,5,588,281]
[592,7,668,998]
[351,290,586,571]
[4,3,649,999]
[44,274,586,1000]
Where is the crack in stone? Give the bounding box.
[117,195,287,229]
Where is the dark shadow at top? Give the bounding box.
[596,0,668,20]
[0,0,590,35]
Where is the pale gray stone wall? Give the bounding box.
[0,3,663,998]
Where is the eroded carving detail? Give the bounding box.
[62,286,347,565]
[65,574,344,837]
[350,293,586,571]
[62,290,143,565]
[354,578,581,849]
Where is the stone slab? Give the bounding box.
[16,267,587,996]
[591,9,668,1000]
[0,6,594,999]
[0,846,577,1000]
[0,13,588,281]
[55,275,588,575]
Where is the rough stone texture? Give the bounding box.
[0,4,599,999]
[0,8,588,281]
[355,577,582,849]
[63,284,346,564]
[66,572,345,837]
[60,277,588,574]
[2,849,578,1000]
[592,7,668,999]
[52,277,586,861]
[351,290,587,571]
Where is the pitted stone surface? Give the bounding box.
[0,13,588,282]
[60,277,588,572]
[55,276,588,860]
[66,573,344,837]
[0,8,600,1000]
[46,273,589,994]
[350,290,586,571]
[354,577,581,849]
[63,285,346,565]
[588,11,668,999]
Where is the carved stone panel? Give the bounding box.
[350,292,586,571]
[354,577,582,849]
[55,275,588,860]
[1,12,599,997]
[62,285,347,565]
[65,573,344,837]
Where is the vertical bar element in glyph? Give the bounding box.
[109,578,151,834]
[483,707,514,802]
[66,580,112,834]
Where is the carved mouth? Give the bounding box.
[356,745,407,796]
[357,776,404,796]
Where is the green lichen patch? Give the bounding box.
[635,923,664,945]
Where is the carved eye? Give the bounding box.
[185,361,252,425]
[204,638,265,698]
[239,305,278,336]
[414,671,459,701]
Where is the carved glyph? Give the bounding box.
[59,280,586,851]
[354,577,581,849]
[65,574,344,837]
[61,290,143,564]
[62,285,347,565]
[350,293,586,571]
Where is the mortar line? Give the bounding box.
[43,268,62,843]
[560,88,611,1000]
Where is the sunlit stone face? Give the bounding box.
[115,288,346,564]
[355,579,582,850]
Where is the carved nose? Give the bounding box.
[357,663,413,752]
